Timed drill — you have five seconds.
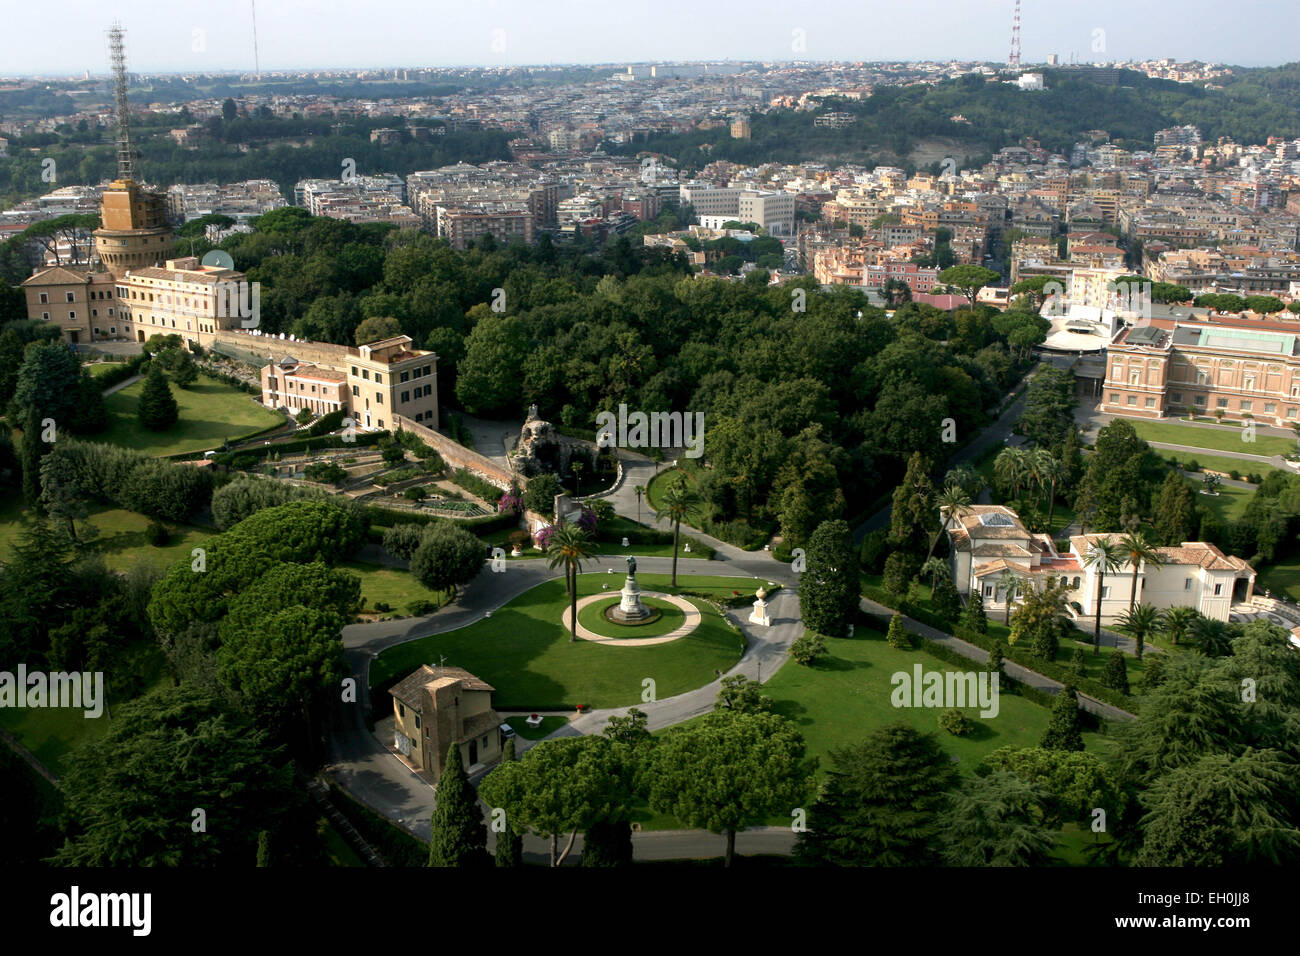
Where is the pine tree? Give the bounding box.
[886,613,912,649]
[889,452,935,551]
[428,741,488,867]
[1101,650,1130,694]
[494,738,523,868]
[1040,684,1085,752]
[137,365,179,431]
[1060,425,1084,491]
[960,591,988,634]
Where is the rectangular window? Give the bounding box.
[362,369,369,380]
[375,393,383,404]
[400,371,409,383]
[415,714,421,730]
[1170,393,1182,403]
[351,366,358,376]
[1265,403,1277,413]
[378,419,384,428]
[1126,395,1137,406]
[42,312,49,320]
[39,292,48,304]
[1240,400,1253,412]
[401,391,410,403]
[68,311,75,319]
[1101,586,1110,599]
[424,384,432,397]
[1185,578,1193,590]
[1217,398,1228,408]
[1214,583,1223,596]
[66,292,75,302]
[1145,397,1156,408]
[375,373,383,384]
[351,385,359,396]
[1109,393,1119,403]
[1194,395,1206,406]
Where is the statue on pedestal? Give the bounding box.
[748,586,771,627]
[609,555,650,622]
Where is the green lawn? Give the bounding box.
[763,628,1109,789]
[504,715,569,740]
[86,361,132,379]
[646,460,703,513]
[576,595,691,638]
[97,373,282,456]
[1192,481,1254,524]
[1255,558,1300,601]
[0,498,209,574]
[369,574,752,710]
[1128,419,1294,457]
[342,561,448,615]
[1158,450,1277,479]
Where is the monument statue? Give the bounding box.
[610,555,650,623]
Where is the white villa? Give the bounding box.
[944,504,1255,623]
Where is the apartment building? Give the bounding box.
[678,183,796,235]
[259,333,439,431]
[116,256,251,346]
[1099,316,1300,426]
[945,505,1252,623]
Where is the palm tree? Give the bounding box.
[1082,538,1125,655]
[1190,616,1233,658]
[1160,605,1198,646]
[993,446,1031,500]
[1117,530,1163,614]
[633,484,646,525]
[919,557,950,595]
[1033,450,1067,532]
[570,459,584,496]
[927,482,973,561]
[1117,603,1160,660]
[995,569,1021,625]
[546,524,598,642]
[656,476,702,588]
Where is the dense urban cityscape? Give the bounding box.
[1,0,1296,938]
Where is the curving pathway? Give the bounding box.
[562,591,701,645]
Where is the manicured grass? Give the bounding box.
[646,459,702,513]
[504,715,569,740]
[763,629,1109,789]
[1158,450,1277,478]
[0,499,208,574]
[86,361,132,379]
[1255,558,1300,601]
[576,595,690,638]
[97,373,282,456]
[1127,419,1294,457]
[341,561,448,615]
[369,574,751,710]
[1192,481,1254,524]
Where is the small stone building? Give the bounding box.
[389,665,505,783]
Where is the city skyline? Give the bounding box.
[4,0,1297,76]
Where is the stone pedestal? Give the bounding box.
[609,572,652,623]
[748,587,771,627]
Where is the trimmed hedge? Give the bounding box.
[92,353,150,390]
[447,467,504,505]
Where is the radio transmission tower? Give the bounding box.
[1008,0,1022,68]
[251,0,261,79]
[107,21,135,181]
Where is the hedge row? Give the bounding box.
[91,353,150,390]
[447,467,505,505]
[953,625,1135,717]
[325,783,426,866]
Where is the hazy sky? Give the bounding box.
[7,0,1296,75]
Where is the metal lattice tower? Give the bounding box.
[1008,0,1022,67]
[108,21,135,181]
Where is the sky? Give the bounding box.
[5,0,1296,76]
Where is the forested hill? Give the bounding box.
[612,67,1300,171]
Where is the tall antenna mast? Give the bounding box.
[1008,0,1022,68]
[108,21,134,182]
[251,0,261,79]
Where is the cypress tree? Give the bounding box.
[1101,650,1130,694]
[494,738,523,868]
[1040,684,1085,752]
[19,404,48,505]
[886,613,912,649]
[428,741,488,867]
[255,830,271,867]
[800,519,857,636]
[986,641,1006,686]
[137,365,179,431]
[960,590,988,634]
[1071,647,1087,678]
